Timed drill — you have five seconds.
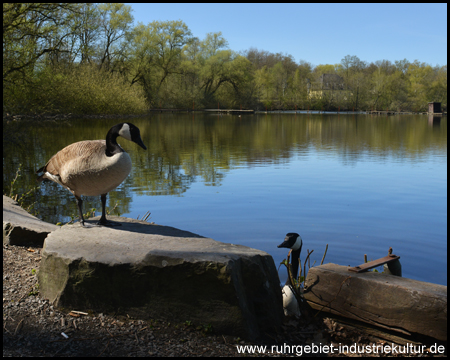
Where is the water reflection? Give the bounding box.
[3,114,447,224]
[428,114,442,127]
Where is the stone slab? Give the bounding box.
[38,216,283,340]
[3,195,59,246]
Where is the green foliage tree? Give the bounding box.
[200,32,229,58]
[127,20,194,107]
[73,4,102,65]
[3,3,82,82]
[199,50,248,107]
[2,4,447,115]
[407,61,435,111]
[3,3,145,115]
[254,66,274,109]
[429,65,447,110]
[97,3,134,70]
[3,3,83,113]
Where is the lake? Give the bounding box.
[3,113,447,285]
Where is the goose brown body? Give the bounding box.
[39,140,132,197]
[37,123,146,226]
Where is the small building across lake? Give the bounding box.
[428,102,442,114]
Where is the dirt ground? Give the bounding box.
[3,243,444,357]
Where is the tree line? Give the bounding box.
[3,3,447,115]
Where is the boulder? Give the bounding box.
[304,263,447,341]
[3,195,59,246]
[38,216,283,340]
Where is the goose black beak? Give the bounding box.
[135,137,147,150]
[277,241,290,248]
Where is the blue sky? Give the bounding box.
[126,3,447,67]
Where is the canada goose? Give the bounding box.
[278,232,303,316]
[36,123,147,226]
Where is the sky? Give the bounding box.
[126,3,447,68]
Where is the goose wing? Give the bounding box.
[37,140,106,180]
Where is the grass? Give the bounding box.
[5,164,39,214]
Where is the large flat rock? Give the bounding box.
[304,263,447,341]
[38,216,283,340]
[3,195,59,246]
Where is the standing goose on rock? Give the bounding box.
[278,232,303,316]
[36,123,147,226]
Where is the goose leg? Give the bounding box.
[98,193,121,226]
[75,196,86,226]
[98,193,108,225]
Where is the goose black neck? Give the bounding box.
[285,247,301,286]
[105,126,124,157]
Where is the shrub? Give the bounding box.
[9,64,148,115]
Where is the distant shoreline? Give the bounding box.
[4,110,446,122]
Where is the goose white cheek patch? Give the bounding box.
[292,238,302,251]
[118,123,132,141]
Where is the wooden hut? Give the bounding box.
[428,102,442,114]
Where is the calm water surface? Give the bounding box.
[3,113,447,285]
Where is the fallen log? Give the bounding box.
[303,263,447,341]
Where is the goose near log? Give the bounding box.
[278,232,303,316]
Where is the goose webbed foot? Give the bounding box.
[79,221,95,228]
[97,194,121,226]
[97,218,122,227]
